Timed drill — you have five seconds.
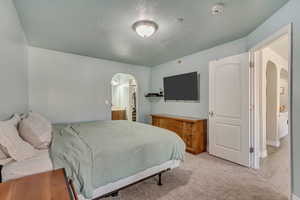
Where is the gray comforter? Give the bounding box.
[50,120,185,198]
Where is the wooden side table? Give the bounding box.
[0,169,77,200]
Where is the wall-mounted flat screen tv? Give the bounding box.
[163,72,198,101]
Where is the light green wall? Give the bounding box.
[0,0,28,120]
[28,47,151,123]
[150,38,247,118]
[246,0,300,196]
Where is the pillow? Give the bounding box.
[8,114,21,127]
[0,144,8,159]
[0,120,36,161]
[19,112,52,150]
[0,114,21,160]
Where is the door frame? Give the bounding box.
[249,23,293,198]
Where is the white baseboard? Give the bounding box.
[293,194,300,200]
[267,140,280,147]
[260,150,268,158]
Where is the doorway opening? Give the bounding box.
[208,24,292,199]
[252,27,291,198]
[111,73,138,121]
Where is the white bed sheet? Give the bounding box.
[2,150,53,181]
[2,151,180,200]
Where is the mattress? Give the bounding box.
[1,150,180,199]
[2,150,53,182]
[50,120,185,198]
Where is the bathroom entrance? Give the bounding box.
[111,73,138,121]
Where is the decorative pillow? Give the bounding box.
[8,114,21,127]
[0,114,21,160]
[19,112,52,150]
[0,120,36,161]
[0,144,8,159]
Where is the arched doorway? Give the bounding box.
[111,73,138,121]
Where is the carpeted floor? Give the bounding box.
[103,151,289,200]
[258,136,290,197]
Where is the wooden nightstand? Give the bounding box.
[0,169,78,200]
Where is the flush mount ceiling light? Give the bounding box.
[132,20,159,38]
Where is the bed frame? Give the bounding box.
[0,165,2,183]
[0,164,170,199]
[0,167,176,200]
[95,168,170,199]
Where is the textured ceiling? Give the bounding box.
[13,0,289,66]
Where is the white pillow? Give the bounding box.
[0,144,8,159]
[19,112,52,150]
[0,114,21,160]
[8,114,21,127]
[0,120,36,161]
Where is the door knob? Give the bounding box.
[209,111,214,117]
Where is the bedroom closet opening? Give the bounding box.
[111,73,138,121]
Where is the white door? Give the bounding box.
[209,53,251,167]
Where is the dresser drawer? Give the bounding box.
[183,122,193,148]
[152,117,160,127]
[167,120,183,133]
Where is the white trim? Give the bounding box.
[267,140,280,147]
[250,23,293,197]
[260,150,268,158]
[293,194,300,200]
[250,50,261,169]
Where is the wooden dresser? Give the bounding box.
[0,169,77,200]
[151,114,207,154]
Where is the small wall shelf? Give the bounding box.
[145,93,164,98]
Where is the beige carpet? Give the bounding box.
[258,136,290,197]
[103,152,288,200]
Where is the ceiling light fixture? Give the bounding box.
[132,20,159,38]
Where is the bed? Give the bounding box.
[1,120,185,200]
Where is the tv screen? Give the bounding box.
[163,72,198,101]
